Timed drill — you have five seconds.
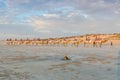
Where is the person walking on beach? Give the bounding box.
[110,41,113,47]
[93,41,96,47]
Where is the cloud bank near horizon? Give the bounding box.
[0,0,120,39]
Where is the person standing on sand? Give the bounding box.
[110,41,113,47]
[93,41,96,47]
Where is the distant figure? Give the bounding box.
[93,41,96,47]
[110,41,113,47]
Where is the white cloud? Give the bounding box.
[0,0,120,38]
[28,10,120,35]
[43,14,59,18]
[30,18,51,29]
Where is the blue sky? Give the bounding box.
[0,0,120,39]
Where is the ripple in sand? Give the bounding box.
[0,69,30,80]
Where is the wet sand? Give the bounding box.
[0,44,119,80]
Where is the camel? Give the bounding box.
[23,40,31,45]
[41,40,48,46]
[54,40,61,46]
[31,40,41,45]
[59,39,69,46]
[92,39,108,48]
[6,39,19,45]
[6,40,13,45]
[83,39,93,47]
[48,39,55,46]
[70,39,83,47]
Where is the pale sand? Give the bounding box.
[109,40,120,45]
[0,44,119,80]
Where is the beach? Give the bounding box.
[0,43,119,80]
[0,0,119,79]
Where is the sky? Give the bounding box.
[0,0,120,39]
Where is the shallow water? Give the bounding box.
[0,45,119,80]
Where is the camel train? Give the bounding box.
[6,38,83,47]
[83,35,108,47]
[6,35,108,47]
